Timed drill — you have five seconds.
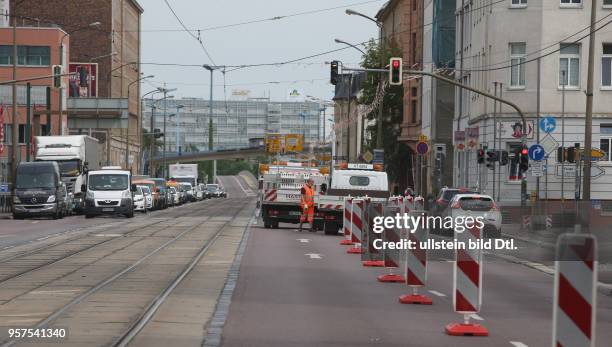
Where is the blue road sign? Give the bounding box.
[540,116,556,133]
[416,142,429,155]
[529,144,545,161]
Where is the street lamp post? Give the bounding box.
[204,65,216,183]
[175,104,184,155]
[140,89,160,174]
[346,9,384,151]
[125,75,154,171]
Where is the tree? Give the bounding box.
[358,39,411,189]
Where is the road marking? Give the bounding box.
[428,290,446,297]
[233,176,255,197]
[297,238,311,243]
[31,289,82,295]
[31,221,39,224]
[0,312,52,317]
[470,314,484,321]
[510,342,528,347]
[305,253,322,259]
[93,234,123,237]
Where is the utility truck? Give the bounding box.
[259,162,327,229]
[315,163,390,235]
[35,135,100,213]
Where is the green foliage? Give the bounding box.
[216,160,255,176]
[358,40,411,185]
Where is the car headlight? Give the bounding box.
[135,196,143,201]
[13,195,21,204]
[47,195,56,203]
[86,191,94,200]
[122,190,131,199]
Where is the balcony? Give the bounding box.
[67,97,129,129]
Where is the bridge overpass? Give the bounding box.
[151,147,267,163]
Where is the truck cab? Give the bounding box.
[82,167,135,218]
[13,161,67,220]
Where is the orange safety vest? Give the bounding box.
[300,184,314,209]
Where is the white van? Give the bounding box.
[82,168,135,218]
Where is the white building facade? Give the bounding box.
[454,0,612,207]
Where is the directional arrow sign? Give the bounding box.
[297,239,311,243]
[540,116,557,133]
[305,253,322,259]
[529,144,545,161]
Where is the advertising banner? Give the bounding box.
[69,63,98,98]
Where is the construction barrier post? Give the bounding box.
[399,209,432,305]
[340,197,354,245]
[552,233,597,347]
[347,198,365,254]
[378,196,406,283]
[363,199,385,267]
[445,225,488,337]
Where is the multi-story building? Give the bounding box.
[0,25,69,182]
[420,0,456,195]
[142,98,321,154]
[20,0,143,172]
[377,0,424,180]
[455,0,612,207]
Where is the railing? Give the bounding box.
[0,193,12,214]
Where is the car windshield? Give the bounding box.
[142,187,151,194]
[459,197,494,211]
[88,174,128,191]
[442,189,475,201]
[169,188,176,193]
[56,160,80,177]
[207,184,218,191]
[136,186,143,195]
[16,172,56,189]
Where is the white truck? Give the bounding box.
[259,163,327,229]
[315,163,390,235]
[35,135,100,213]
[169,164,198,186]
[81,166,135,218]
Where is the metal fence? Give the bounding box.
[0,193,12,214]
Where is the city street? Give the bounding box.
[0,176,255,347]
[221,222,612,347]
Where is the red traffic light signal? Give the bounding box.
[521,148,528,156]
[330,60,339,85]
[477,149,485,164]
[389,57,403,85]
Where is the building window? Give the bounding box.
[412,87,418,97]
[606,0,612,7]
[509,43,526,88]
[601,126,612,162]
[411,100,417,124]
[559,43,580,88]
[412,0,417,11]
[511,0,527,7]
[0,45,51,66]
[560,0,582,6]
[602,44,612,88]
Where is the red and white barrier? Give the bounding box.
[399,210,432,305]
[523,215,531,230]
[546,215,553,229]
[363,200,384,267]
[553,233,597,347]
[340,197,354,245]
[446,225,488,336]
[264,189,277,202]
[378,196,405,283]
[347,198,364,254]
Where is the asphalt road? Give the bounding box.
[221,222,612,347]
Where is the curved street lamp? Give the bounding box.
[125,74,154,170]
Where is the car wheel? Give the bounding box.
[272,221,279,229]
[126,210,134,218]
[85,214,94,219]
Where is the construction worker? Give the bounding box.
[299,178,315,232]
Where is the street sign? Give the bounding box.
[434,143,446,156]
[362,151,374,163]
[416,142,429,155]
[530,161,544,177]
[555,164,605,179]
[373,149,384,165]
[540,134,559,155]
[581,148,606,160]
[539,116,556,133]
[528,144,545,161]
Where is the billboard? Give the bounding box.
[284,134,304,152]
[69,63,98,98]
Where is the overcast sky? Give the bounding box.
[140,0,383,103]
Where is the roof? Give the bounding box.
[375,0,397,21]
[128,0,144,13]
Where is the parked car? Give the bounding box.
[151,178,169,209]
[168,186,178,206]
[133,179,159,210]
[180,182,194,202]
[431,187,477,217]
[195,184,206,200]
[13,161,68,220]
[206,184,225,198]
[443,194,502,238]
[141,186,153,210]
[134,186,146,212]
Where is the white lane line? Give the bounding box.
[31,289,83,295]
[510,341,528,347]
[428,290,446,297]
[93,234,123,237]
[233,176,255,197]
[305,253,322,259]
[297,238,311,243]
[470,314,484,321]
[0,312,53,317]
[31,221,39,224]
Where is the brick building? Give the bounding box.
[0,26,69,182]
[18,0,143,172]
[376,0,423,190]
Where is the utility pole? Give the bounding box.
[10,2,18,187]
[561,70,566,202]
[492,82,497,199]
[375,23,384,150]
[163,86,168,178]
[346,74,352,162]
[582,0,597,205]
[536,58,541,203]
[497,83,503,202]
[456,1,465,187]
[150,104,155,176]
[204,65,215,184]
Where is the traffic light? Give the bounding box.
[519,146,529,173]
[52,65,62,88]
[477,149,485,164]
[557,147,566,163]
[153,128,164,139]
[389,57,403,85]
[486,150,499,169]
[330,60,339,85]
[567,146,576,163]
[500,150,509,166]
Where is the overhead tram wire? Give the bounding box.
[163,0,216,65]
